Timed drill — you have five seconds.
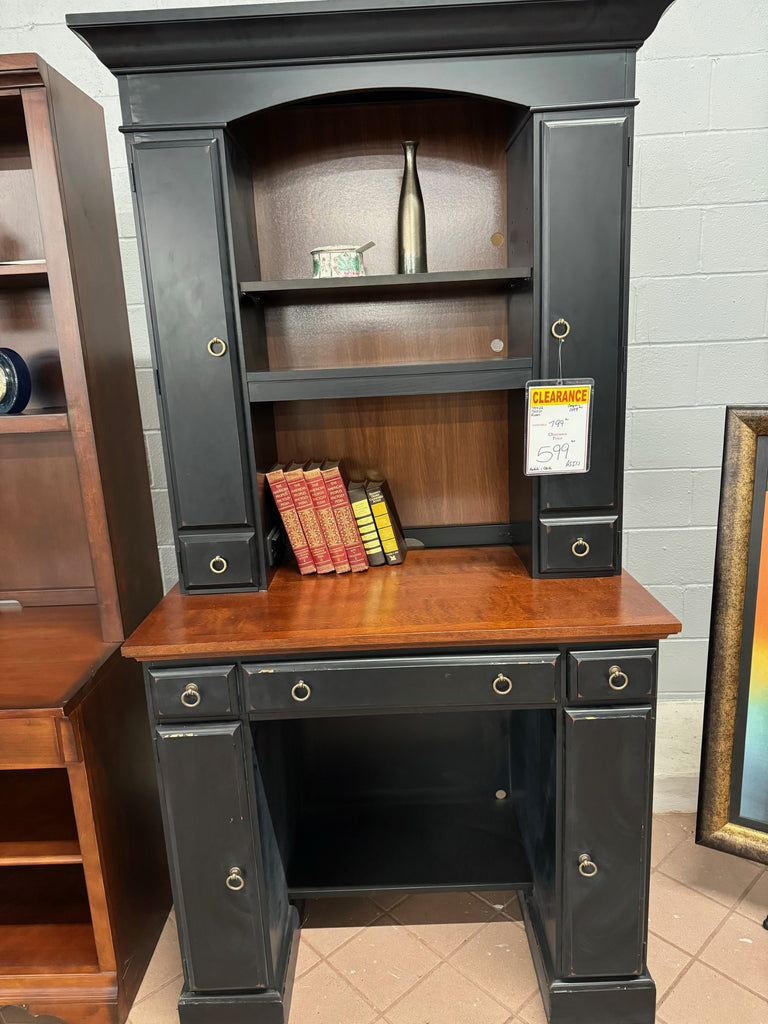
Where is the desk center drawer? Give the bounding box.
[245,653,560,716]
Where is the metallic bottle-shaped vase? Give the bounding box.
[397,141,427,274]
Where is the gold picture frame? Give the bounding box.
[697,406,768,864]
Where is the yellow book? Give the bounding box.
[365,478,407,565]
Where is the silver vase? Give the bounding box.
[397,141,427,274]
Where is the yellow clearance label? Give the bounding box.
[529,385,590,406]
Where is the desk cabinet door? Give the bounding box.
[154,722,270,991]
[538,112,630,518]
[562,707,653,978]
[131,135,260,592]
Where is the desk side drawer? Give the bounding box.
[568,649,656,703]
[148,666,239,719]
[245,653,560,716]
[0,717,65,767]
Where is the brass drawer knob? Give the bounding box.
[551,318,570,340]
[492,673,513,695]
[571,537,590,558]
[578,854,598,878]
[207,337,227,357]
[226,867,245,891]
[608,664,629,691]
[180,683,201,708]
[210,555,228,574]
[291,680,311,702]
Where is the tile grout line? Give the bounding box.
[656,953,699,1011]
[128,971,184,1012]
[318,953,391,1019]
[445,931,538,1017]
[653,862,762,913]
[650,825,696,873]
[657,902,768,1012]
[691,908,768,1004]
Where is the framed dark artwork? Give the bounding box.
[698,407,768,864]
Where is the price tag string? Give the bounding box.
[550,317,570,383]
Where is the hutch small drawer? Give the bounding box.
[245,652,560,716]
[538,515,618,574]
[148,665,239,719]
[568,649,656,703]
[179,531,257,589]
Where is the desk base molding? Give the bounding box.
[522,893,657,1024]
[178,911,300,1024]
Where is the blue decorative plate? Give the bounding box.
[0,348,32,414]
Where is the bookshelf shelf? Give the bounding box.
[0,260,47,286]
[0,409,68,434]
[247,357,533,402]
[240,267,531,303]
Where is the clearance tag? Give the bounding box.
[524,379,594,476]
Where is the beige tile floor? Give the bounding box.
[128,813,768,1024]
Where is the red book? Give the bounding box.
[304,462,351,574]
[320,460,369,572]
[283,462,335,574]
[265,464,316,575]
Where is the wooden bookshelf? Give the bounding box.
[0,55,169,1024]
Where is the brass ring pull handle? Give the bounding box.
[209,555,228,574]
[207,337,227,357]
[551,318,570,340]
[291,680,311,702]
[181,683,201,708]
[578,854,598,878]
[608,664,629,691]
[225,867,245,891]
[571,538,590,558]
[492,673,513,695]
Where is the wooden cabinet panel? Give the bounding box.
[0,717,64,767]
[562,706,653,978]
[154,722,271,992]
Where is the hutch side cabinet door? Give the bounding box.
[154,721,273,991]
[130,133,262,591]
[536,110,632,575]
[561,706,653,978]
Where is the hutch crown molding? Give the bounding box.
[68,3,679,1022]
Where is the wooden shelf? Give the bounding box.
[0,769,80,865]
[241,267,531,303]
[0,864,98,974]
[287,799,531,898]
[0,259,48,285]
[0,840,82,866]
[247,357,532,402]
[0,924,99,975]
[0,606,115,716]
[0,408,68,434]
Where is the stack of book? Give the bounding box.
[266,460,408,575]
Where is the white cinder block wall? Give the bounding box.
[2,0,766,809]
